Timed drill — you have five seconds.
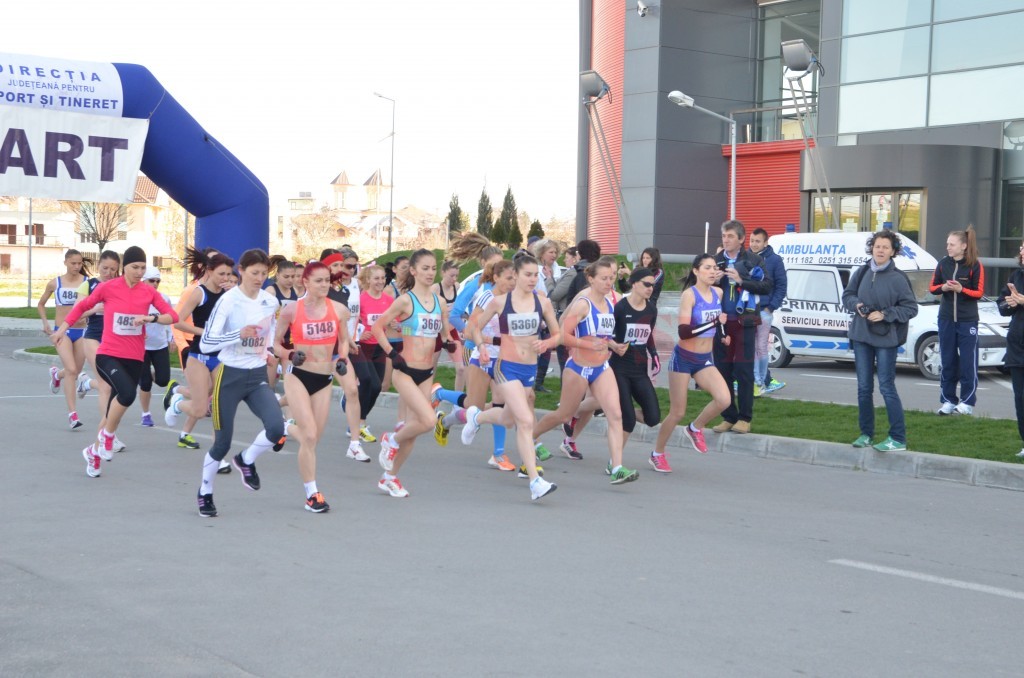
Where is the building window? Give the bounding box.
[0,224,15,245]
[838,77,927,133]
[25,223,44,245]
[930,64,1024,126]
[931,12,1024,72]
[842,0,931,36]
[840,27,930,83]
[0,254,10,271]
[934,0,1024,22]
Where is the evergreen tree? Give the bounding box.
[446,193,464,236]
[506,218,523,249]
[491,215,508,245]
[476,188,493,238]
[527,220,545,239]
[499,187,518,244]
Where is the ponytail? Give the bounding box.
[950,225,979,268]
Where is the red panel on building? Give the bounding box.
[586,0,624,253]
[722,139,807,239]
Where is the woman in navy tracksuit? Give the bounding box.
[929,227,985,415]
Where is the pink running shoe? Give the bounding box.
[49,366,61,394]
[648,452,673,473]
[682,424,708,454]
[100,429,115,454]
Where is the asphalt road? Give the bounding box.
[1,344,1022,677]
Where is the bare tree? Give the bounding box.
[62,201,130,252]
[291,207,346,263]
[163,204,194,266]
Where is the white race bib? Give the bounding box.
[367,313,383,327]
[624,323,651,346]
[112,312,142,336]
[240,335,268,354]
[508,312,539,337]
[596,313,615,337]
[418,313,442,338]
[301,320,337,343]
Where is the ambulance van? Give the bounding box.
[766,231,1008,379]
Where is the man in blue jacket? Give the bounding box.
[713,221,773,434]
[749,228,788,395]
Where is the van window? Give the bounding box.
[787,270,839,304]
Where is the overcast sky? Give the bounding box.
[4,0,580,220]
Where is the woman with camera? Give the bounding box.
[842,230,919,452]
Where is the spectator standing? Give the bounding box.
[616,247,664,306]
[842,230,919,452]
[929,226,985,415]
[997,241,1024,457]
[711,221,773,434]
[532,238,564,392]
[748,228,788,395]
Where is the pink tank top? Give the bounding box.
[359,291,393,345]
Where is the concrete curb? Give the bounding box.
[13,348,1024,493]
[0,328,47,337]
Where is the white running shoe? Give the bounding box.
[347,441,371,462]
[461,406,481,445]
[164,393,184,427]
[936,402,956,415]
[49,366,61,394]
[76,372,91,399]
[954,402,974,416]
[530,476,557,501]
[113,436,126,453]
[378,476,409,498]
[1016,448,1024,458]
[378,433,397,472]
[82,444,101,478]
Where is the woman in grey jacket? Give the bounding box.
[841,230,919,452]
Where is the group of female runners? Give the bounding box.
[43,233,733,513]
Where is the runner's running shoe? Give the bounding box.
[378,476,409,498]
[430,382,443,410]
[648,452,673,473]
[561,416,578,438]
[347,441,371,462]
[68,412,83,430]
[141,413,154,427]
[530,476,557,501]
[379,433,397,471]
[98,430,115,456]
[609,466,639,485]
[197,492,217,517]
[559,437,582,460]
[434,411,450,446]
[358,425,377,443]
[232,453,261,491]
[682,424,707,454]
[178,434,200,449]
[164,394,184,427]
[518,464,544,478]
[461,406,481,445]
[76,372,90,398]
[217,459,232,474]
[113,436,126,453]
[534,441,552,462]
[49,366,61,394]
[305,492,330,513]
[82,444,101,478]
[488,454,516,471]
[163,379,178,412]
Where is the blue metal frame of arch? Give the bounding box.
[114,63,268,261]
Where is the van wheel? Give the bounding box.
[916,335,941,380]
[769,327,792,368]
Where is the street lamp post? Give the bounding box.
[374,92,395,254]
[667,90,737,220]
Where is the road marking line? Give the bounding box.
[0,395,60,399]
[800,374,857,380]
[830,559,1024,602]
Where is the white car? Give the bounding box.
[766,232,1008,379]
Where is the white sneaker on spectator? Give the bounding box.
[954,402,973,416]
[936,402,956,415]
